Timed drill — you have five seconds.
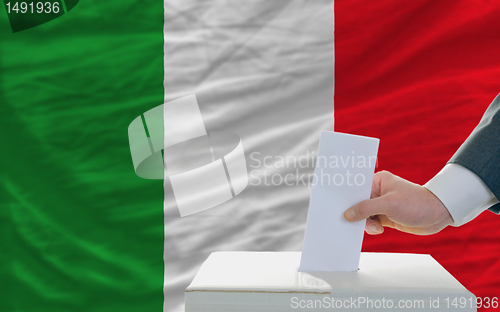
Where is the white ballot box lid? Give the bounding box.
[185,252,476,312]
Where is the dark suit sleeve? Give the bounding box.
[448,93,500,214]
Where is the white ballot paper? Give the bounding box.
[299,131,379,272]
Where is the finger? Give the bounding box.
[344,195,395,222]
[377,214,396,229]
[370,172,383,199]
[365,216,384,234]
[370,170,393,199]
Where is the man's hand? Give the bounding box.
[343,171,454,235]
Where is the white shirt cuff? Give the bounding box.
[424,163,499,226]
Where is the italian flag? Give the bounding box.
[2,1,499,312]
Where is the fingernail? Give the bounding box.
[368,224,379,233]
[349,208,357,220]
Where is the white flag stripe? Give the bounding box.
[164,94,207,149]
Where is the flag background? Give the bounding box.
[2,1,500,312]
[335,0,500,301]
[161,1,334,310]
[1,1,165,311]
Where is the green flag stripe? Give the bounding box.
[1,1,165,311]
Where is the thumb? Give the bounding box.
[344,196,393,222]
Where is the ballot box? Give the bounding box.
[185,251,476,312]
